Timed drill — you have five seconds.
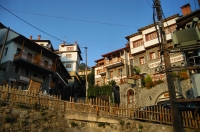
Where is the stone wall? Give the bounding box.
[0,101,195,132]
[120,79,193,108]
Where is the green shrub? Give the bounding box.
[4,116,13,123]
[126,122,130,126]
[179,71,189,80]
[16,103,30,109]
[98,122,105,127]
[0,101,6,106]
[145,81,156,89]
[71,121,78,127]
[119,120,125,126]
[154,79,164,85]
[144,74,152,84]
[133,66,141,75]
[139,124,143,129]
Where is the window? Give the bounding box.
[67,47,74,51]
[66,64,72,68]
[127,89,134,104]
[139,57,145,65]
[42,76,46,82]
[145,32,157,41]
[34,73,37,77]
[165,24,176,34]
[4,47,8,56]
[27,53,32,62]
[16,48,21,54]
[150,52,156,60]
[97,81,100,86]
[118,69,122,76]
[15,66,19,73]
[44,60,48,67]
[66,54,72,58]
[157,50,160,58]
[132,39,143,48]
[110,71,113,78]
[25,70,29,76]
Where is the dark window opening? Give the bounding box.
[15,66,19,73]
[4,47,8,56]
[25,70,29,76]
[34,73,37,77]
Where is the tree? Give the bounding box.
[79,62,90,70]
[88,68,94,87]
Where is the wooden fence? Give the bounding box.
[0,85,199,129]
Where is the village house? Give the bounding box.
[93,3,199,107]
[0,23,71,100]
[55,42,83,100]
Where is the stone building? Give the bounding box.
[94,3,199,107]
[94,44,130,86]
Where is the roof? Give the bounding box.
[125,14,179,40]
[94,58,104,63]
[176,8,200,28]
[32,39,55,52]
[101,46,129,57]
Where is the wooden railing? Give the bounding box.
[134,105,200,129]
[106,58,124,65]
[0,85,200,129]
[14,52,56,72]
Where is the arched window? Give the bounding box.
[127,89,134,104]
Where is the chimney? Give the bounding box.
[38,35,41,40]
[30,35,32,40]
[180,3,191,16]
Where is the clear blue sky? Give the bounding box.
[0,0,198,67]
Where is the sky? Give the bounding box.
[0,0,198,67]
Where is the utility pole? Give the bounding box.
[84,47,88,99]
[154,0,183,132]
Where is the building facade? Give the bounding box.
[94,3,198,107]
[0,23,71,100]
[94,44,130,86]
[55,42,83,99]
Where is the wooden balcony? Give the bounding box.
[13,52,56,73]
[97,67,106,75]
[105,58,124,69]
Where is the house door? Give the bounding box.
[28,79,41,94]
[127,89,134,104]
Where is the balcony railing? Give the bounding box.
[131,46,145,54]
[14,52,56,72]
[97,67,106,75]
[105,58,124,68]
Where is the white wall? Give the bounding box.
[1,41,53,64]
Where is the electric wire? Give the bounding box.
[0,8,140,28]
[0,5,65,43]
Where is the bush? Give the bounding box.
[179,71,189,80]
[98,122,105,127]
[16,103,30,109]
[119,120,125,126]
[71,121,78,127]
[126,122,130,126]
[144,74,152,84]
[145,81,156,89]
[0,101,6,106]
[154,79,164,85]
